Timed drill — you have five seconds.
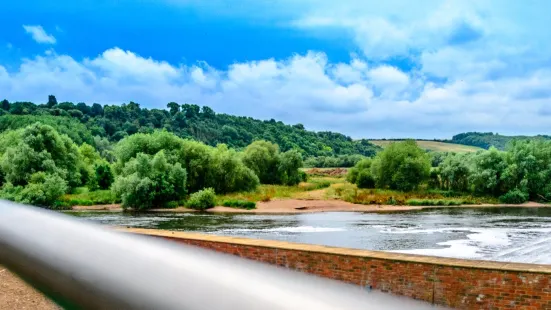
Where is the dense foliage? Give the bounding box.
[371,140,431,191]
[430,140,551,203]
[115,131,259,194]
[303,154,365,168]
[113,151,187,210]
[347,141,431,191]
[0,121,303,209]
[242,140,303,186]
[0,123,80,206]
[0,97,379,158]
[448,132,551,150]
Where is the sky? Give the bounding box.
[1,0,551,139]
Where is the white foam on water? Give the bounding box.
[220,226,346,233]
[390,228,510,260]
[392,240,482,259]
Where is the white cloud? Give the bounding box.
[22,25,56,44]
[2,47,551,138]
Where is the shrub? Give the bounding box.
[356,170,375,188]
[186,188,216,210]
[499,188,529,204]
[222,199,256,210]
[299,170,308,182]
[346,158,372,184]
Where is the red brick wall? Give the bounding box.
[128,229,551,309]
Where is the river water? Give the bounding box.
[68,207,551,264]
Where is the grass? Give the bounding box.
[216,176,340,203]
[60,188,119,206]
[370,140,483,153]
[222,199,257,210]
[58,176,499,209]
[325,183,497,205]
[406,199,465,206]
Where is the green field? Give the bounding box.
[370,140,483,153]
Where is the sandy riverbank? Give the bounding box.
[70,199,549,214]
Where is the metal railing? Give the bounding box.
[0,200,442,309]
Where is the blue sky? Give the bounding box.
[1,0,551,138]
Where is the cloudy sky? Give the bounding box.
[1,0,551,138]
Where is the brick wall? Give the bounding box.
[126,228,551,309]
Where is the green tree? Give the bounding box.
[0,123,81,189]
[113,151,187,210]
[94,160,114,190]
[370,140,431,191]
[347,158,375,188]
[76,102,91,115]
[1,99,9,111]
[91,103,104,117]
[47,95,58,108]
[115,131,258,194]
[277,150,303,186]
[469,147,508,196]
[167,102,180,116]
[439,153,471,191]
[242,140,280,184]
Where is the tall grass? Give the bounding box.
[216,176,340,202]
[60,189,119,206]
[222,200,256,210]
[325,183,497,205]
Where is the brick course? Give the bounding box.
[127,228,551,310]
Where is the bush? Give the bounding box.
[186,188,216,210]
[299,170,308,182]
[499,189,529,204]
[356,170,375,188]
[222,199,256,210]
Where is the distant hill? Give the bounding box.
[0,98,380,158]
[447,132,551,150]
[370,140,483,153]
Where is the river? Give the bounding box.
[68,207,551,264]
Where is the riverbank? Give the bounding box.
[0,266,58,310]
[70,199,549,214]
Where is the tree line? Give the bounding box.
[447,132,551,150]
[0,123,305,210]
[0,96,379,159]
[347,139,551,204]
